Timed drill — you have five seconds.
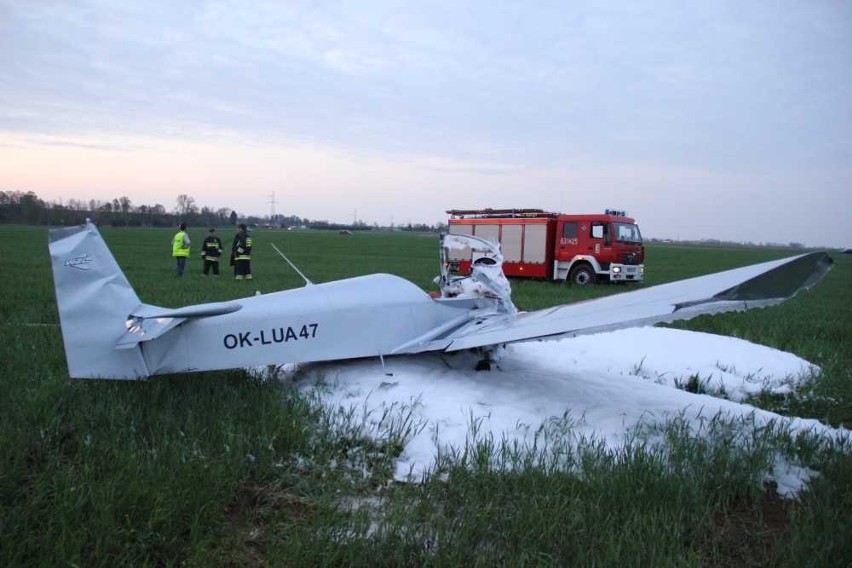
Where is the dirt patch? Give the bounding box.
[708,481,793,566]
[216,482,315,566]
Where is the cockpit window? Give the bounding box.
[614,223,642,244]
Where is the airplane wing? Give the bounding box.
[400,251,833,354]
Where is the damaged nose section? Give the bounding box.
[438,233,517,315]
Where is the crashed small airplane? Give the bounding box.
[49,221,832,380]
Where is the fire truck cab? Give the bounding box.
[446,208,645,285]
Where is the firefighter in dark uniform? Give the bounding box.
[232,223,253,280]
[201,228,223,275]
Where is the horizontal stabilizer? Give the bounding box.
[132,302,242,320]
[116,301,243,349]
[408,251,832,353]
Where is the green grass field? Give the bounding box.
[1,224,850,566]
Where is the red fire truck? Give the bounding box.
[446,208,645,285]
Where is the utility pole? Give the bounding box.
[268,191,277,224]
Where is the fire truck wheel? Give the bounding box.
[569,264,596,286]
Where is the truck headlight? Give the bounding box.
[612,266,622,274]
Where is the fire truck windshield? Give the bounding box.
[614,223,642,244]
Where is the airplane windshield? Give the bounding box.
[614,223,642,244]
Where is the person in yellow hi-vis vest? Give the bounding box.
[172,222,191,277]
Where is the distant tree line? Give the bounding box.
[644,237,808,250]
[0,190,446,232]
[0,190,233,228]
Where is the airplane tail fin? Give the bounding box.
[49,222,150,379]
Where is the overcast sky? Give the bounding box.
[1,0,850,246]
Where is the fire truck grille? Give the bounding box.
[621,253,641,265]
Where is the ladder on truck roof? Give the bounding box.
[446,208,558,219]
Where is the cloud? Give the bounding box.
[4,1,849,167]
[2,0,851,246]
